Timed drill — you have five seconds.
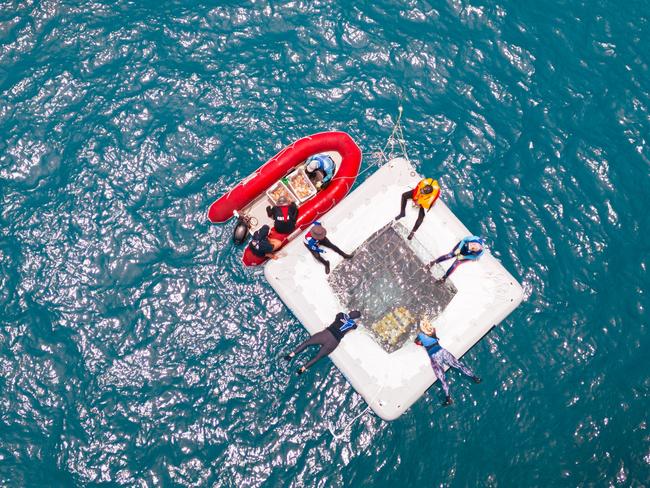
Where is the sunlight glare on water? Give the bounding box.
[0,0,648,486]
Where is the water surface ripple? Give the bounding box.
[0,1,648,486]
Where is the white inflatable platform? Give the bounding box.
[265,157,523,420]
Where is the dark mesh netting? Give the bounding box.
[328,224,457,353]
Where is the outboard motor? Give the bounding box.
[232,216,249,245]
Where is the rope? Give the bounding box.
[381,105,411,163]
[332,106,411,182]
[328,382,387,440]
[329,153,382,182]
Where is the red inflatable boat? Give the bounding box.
[207,131,362,266]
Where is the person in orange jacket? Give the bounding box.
[395,178,440,240]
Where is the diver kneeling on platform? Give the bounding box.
[284,311,362,374]
[425,235,484,281]
[304,222,353,274]
[416,318,481,406]
[266,195,298,234]
[395,178,440,240]
[248,224,282,260]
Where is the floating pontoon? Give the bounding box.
[265,157,523,420]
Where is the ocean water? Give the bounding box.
[1,0,648,486]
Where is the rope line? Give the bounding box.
[381,105,410,163]
[332,106,411,182]
[328,382,386,440]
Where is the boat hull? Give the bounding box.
[207,131,362,266]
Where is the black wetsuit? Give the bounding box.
[305,237,350,269]
[248,225,274,257]
[303,229,352,273]
[271,202,298,234]
[291,312,360,371]
[398,190,427,234]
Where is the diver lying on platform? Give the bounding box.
[415,318,481,406]
[284,311,362,374]
[425,235,484,281]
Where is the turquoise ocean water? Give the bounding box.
[1,1,648,486]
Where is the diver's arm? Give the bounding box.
[456,237,472,258]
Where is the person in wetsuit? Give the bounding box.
[284,311,362,374]
[305,153,335,189]
[304,222,353,274]
[425,235,484,281]
[395,178,440,240]
[248,224,282,260]
[415,319,481,406]
[266,195,298,234]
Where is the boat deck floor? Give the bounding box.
[242,151,342,234]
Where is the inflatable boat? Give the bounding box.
[207,131,362,266]
[264,157,524,420]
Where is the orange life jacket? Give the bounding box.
[412,178,440,210]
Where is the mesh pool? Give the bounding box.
[328,224,457,352]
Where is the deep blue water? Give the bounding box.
[1,1,648,486]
